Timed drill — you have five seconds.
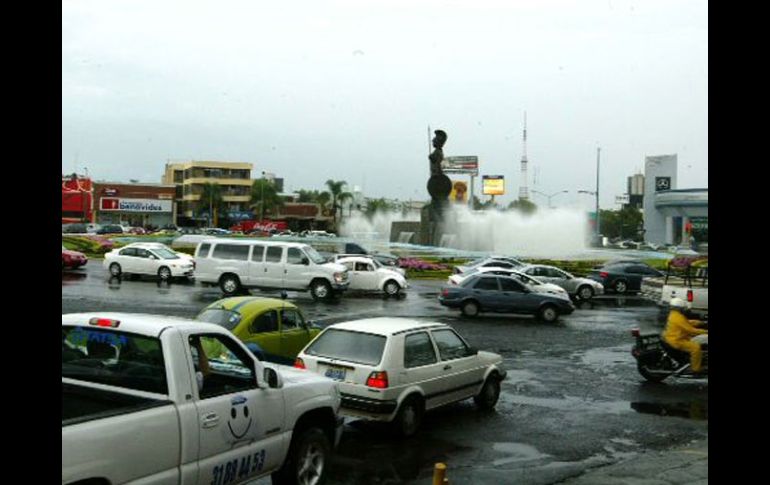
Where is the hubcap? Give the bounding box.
[465,303,477,315]
[544,308,556,321]
[297,443,324,485]
[580,288,591,299]
[160,269,170,279]
[223,279,237,293]
[315,284,328,298]
[110,264,120,275]
[616,282,627,292]
[386,283,398,294]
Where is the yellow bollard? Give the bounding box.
[433,463,447,485]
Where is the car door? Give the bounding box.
[398,331,445,410]
[115,247,136,272]
[428,328,485,405]
[498,277,539,313]
[470,276,502,310]
[278,308,311,361]
[262,246,285,288]
[134,248,155,275]
[626,265,648,290]
[242,310,282,361]
[183,331,286,485]
[247,244,266,286]
[550,268,577,293]
[350,261,379,290]
[283,247,309,290]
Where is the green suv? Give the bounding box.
[195,296,321,365]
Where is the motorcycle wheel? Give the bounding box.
[637,362,669,383]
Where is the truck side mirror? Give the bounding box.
[264,367,283,389]
[301,257,309,265]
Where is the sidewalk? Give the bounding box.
[560,438,708,485]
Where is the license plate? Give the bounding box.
[324,366,346,381]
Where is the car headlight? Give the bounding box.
[334,272,346,283]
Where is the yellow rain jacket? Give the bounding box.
[662,309,707,372]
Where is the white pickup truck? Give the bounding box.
[640,257,708,320]
[62,313,343,485]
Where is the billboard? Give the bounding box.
[442,156,479,175]
[100,198,173,212]
[482,175,505,196]
[449,180,468,203]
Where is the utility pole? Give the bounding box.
[595,147,601,237]
[260,171,265,222]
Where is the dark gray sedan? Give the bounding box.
[438,274,575,322]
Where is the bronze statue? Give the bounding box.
[427,130,452,201]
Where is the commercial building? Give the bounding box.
[93,182,177,228]
[626,173,644,209]
[162,161,253,226]
[642,154,708,245]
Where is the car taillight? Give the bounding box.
[631,328,640,337]
[687,289,693,302]
[294,358,306,369]
[599,272,609,278]
[366,371,389,389]
[441,288,449,296]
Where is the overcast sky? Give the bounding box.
[62,0,707,209]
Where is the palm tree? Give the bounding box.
[250,179,284,220]
[315,191,331,216]
[325,179,353,227]
[200,183,224,226]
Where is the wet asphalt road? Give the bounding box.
[62,265,708,485]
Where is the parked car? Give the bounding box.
[204,227,232,236]
[195,239,350,300]
[448,266,568,298]
[97,224,125,235]
[62,312,343,485]
[587,261,664,294]
[335,256,409,296]
[63,223,88,234]
[439,273,575,322]
[103,245,194,280]
[519,264,605,300]
[196,296,322,365]
[121,242,195,268]
[453,256,525,275]
[295,317,506,436]
[62,246,88,269]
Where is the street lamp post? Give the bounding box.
[531,189,568,209]
[260,171,265,222]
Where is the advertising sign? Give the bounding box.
[615,194,630,204]
[449,180,469,203]
[442,156,479,175]
[100,198,173,212]
[482,175,505,196]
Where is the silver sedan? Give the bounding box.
[519,264,604,300]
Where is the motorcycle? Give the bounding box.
[630,327,708,382]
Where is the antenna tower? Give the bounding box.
[518,112,529,200]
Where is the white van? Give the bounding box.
[195,239,350,300]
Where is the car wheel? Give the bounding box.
[220,274,241,296]
[613,280,628,294]
[461,300,480,317]
[474,376,501,411]
[158,266,172,281]
[394,396,423,438]
[272,427,330,485]
[109,263,122,277]
[538,304,559,323]
[384,280,401,297]
[310,280,333,301]
[577,285,594,300]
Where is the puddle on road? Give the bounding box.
[499,390,631,415]
[491,442,550,466]
[631,401,708,420]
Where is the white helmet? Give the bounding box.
[670,297,687,310]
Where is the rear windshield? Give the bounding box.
[62,325,167,394]
[304,329,386,366]
[196,309,242,330]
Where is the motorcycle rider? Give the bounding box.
[662,297,708,373]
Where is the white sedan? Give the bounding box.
[448,266,569,298]
[120,242,195,267]
[104,245,194,280]
[336,256,408,296]
[295,318,506,436]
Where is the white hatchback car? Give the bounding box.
[448,266,569,298]
[335,256,408,296]
[295,318,506,436]
[104,245,194,280]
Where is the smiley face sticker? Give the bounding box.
[227,395,253,441]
